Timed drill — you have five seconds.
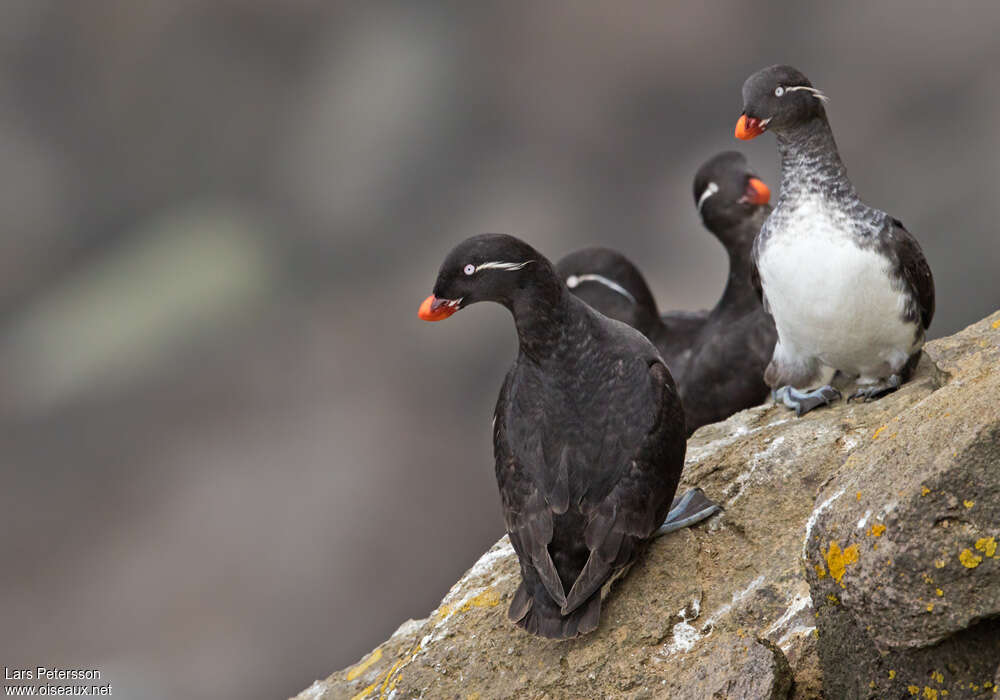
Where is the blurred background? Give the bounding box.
[1,2,998,698]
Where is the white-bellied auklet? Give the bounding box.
[419,234,712,639]
[554,153,776,433]
[736,65,935,415]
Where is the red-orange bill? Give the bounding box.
[745,177,771,205]
[735,114,766,140]
[418,294,459,321]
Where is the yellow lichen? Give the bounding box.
[909,686,920,696]
[923,574,934,584]
[924,688,938,699]
[346,648,383,682]
[350,681,379,700]
[873,425,888,439]
[932,672,944,684]
[963,500,975,509]
[857,491,862,501]
[934,559,946,569]
[889,670,896,679]
[992,318,1000,329]
[815,563,827,579]
[870,523,887,537]
[926,603,934,612]
[436,588,502,621]
[827,593,840,604]
[974,536,997,558]
[936,588,943,597]
[959,549,983,568]
[825,541,860,585]
[921,486,931,496]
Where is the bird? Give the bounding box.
[554,152,776,433]
[736,65,935,416]
[554,246,703,375]
[680,151,778,430]
[418,233,715,639]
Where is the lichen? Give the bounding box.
[824,541,859,585]
[958,549,982,568]
[346,648,383,682]
[963,500,975,509]
[974,536,996,558]
[873,425,888,439]
[869,524,886,537]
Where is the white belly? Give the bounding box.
[759,213,917,377]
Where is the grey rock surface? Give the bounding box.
[295,310,1000,700]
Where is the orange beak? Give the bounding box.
[418,294,460,321]
[744,177,771,205]
[735,114,766,140]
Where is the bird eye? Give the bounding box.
[463,264,475,276]
[774,86,785,97]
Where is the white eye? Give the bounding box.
[463,264,475,276]
[774,86,785,97]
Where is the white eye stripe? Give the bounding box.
[783,85,829,102]
[473,260,535,273]
[697,181,719,212]
[565,273,637,305]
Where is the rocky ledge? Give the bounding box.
[296,311,1000,700]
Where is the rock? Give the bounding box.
[804,310,1000,699]
[294,310,1000,700]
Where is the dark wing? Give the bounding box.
[888,217,935,330]
[494,372,568,608]
[750,230,766,309]
[559,360,685,615]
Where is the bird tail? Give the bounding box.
[508,580,601,640]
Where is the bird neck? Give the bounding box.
[717,206,768,311]
[775,117,857,202]
[510,271,573,362]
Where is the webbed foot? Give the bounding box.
[774,385,841,416]
[655,488,721,536]
[848,374,902,402]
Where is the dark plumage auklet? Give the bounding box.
[418,234,713,639]
[553,247,697,370]
[681,152,778,430]
[736,65,935,415]
[554,153,776,433]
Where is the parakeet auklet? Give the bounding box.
[418,234,716,639]
[554,153,776,433]
[736,65,935,415]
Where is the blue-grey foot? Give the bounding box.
[655,488,721,536]
[848,374,902,402]
[775,385,842,416]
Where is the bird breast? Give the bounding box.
[759,197,918,373]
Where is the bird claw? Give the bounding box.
[774,385,841,416]
[847,375,902,403]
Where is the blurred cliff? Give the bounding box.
[0,2,998,699]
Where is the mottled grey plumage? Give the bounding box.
[741,65,935,413]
